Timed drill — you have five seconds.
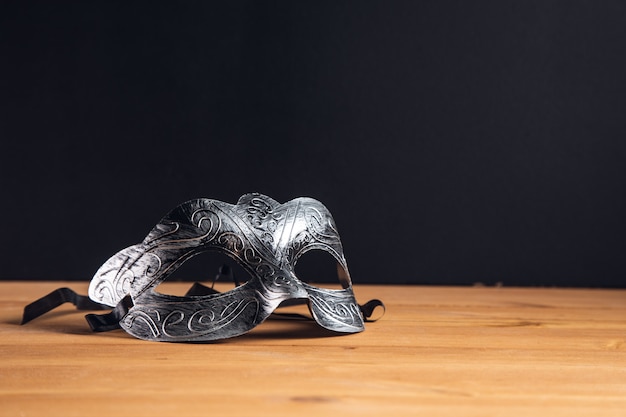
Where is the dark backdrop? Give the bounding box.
[1,1,625,287]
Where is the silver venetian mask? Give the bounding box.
[23,194,382,342]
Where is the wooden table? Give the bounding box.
[1,281,625,416]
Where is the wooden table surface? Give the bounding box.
[1,281,625,417]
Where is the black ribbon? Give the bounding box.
[21,287,110,325]
[85,295,134,332]
[359,299,386,322]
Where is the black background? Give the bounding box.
[1,1,625,287]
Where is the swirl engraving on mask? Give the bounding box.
[145,222,180,245]
[257,272,295,297]
[161,310,186,337]
[189,298,259,333]
[217,232,246,252]
[243,247,262,265]
[308,294,362,328]
[144,252,162,277]
[284,230,312,264]
[304,207,338,240]
[123,297,261,341]
[91,262,134,305]
[245,197,284,245]
[153,209,221,247]
[255,263,275,278]
[123,309,161,338]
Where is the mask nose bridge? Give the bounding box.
[278,266,309,300]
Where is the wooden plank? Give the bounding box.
[1,281,625,417]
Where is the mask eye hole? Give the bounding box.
[294,249,350,290]
[155,251,253,296]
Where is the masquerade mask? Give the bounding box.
[22,194,383,342]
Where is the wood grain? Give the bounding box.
[1,281,625,417]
